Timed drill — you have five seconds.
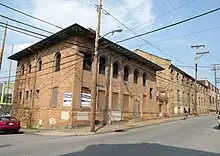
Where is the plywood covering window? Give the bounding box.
[112,92,119,111]
[98,90,105,110]
[51,87,58,107]
[123,94,129,110]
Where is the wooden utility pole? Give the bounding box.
[5,44,13,113]
[211,64,220,113]
[191,45,209,115]
[90,0,102,132]
[0,22,8,70]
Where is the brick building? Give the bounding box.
[135,49,217,116]
[8,24,164,128]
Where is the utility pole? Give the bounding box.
[90,0,102,132]
[191,45,209,115]
[5,44,13,113]
[0,22,8,70]
[211,64,220,113]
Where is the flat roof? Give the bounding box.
[8,23,164,71]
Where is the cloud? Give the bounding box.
[13,43,31,54]
[30,0,154,38]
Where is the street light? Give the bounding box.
[100,29,123,39]
[90,26,123,131]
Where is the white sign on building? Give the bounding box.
[63,92,72,106]
[81,93,91,107]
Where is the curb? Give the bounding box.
[22,114,213,137]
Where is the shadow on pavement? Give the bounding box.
[59,143,219,156]
[213,125,220,130]
[0,131,24,135]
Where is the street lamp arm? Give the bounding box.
[99,29,123,40]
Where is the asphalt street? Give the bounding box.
[0,114,219,156]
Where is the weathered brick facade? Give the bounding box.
[135,49,219,116]
[9,24,163,128]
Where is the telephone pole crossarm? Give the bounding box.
[191,44,209,115]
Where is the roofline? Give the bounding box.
[135,49,171,61]
[8,23,164,71]
[170,64,195,81]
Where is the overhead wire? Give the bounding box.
[0,2,63,29]
[0,0,217,95]
[132,0,197,30]
[116,7,220,43]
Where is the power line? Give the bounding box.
[0,14,54,35]
[75,0,97,11]
[116,7,220,44]
[0,21,48,38]
[0,24,44,39]
[151,26,220,43]
[132,0,197,30]
[103,9,185,64]
[0,2,63,29]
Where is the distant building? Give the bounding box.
[135,49,217,116]
[0,81,14,113]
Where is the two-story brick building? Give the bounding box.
[8,24,164,128]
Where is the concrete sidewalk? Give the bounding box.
[22,113,213,137]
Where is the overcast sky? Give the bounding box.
[1,0,220,86]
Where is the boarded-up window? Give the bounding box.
[51,87,58,107]
[123,94,129,110]
[98,90,105,110]
[112,92,119,110]
[143,95,147,108]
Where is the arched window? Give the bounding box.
[38,59,42,71]
[54,52,61,72]
[124,65,130,81]
[27,63,31,73]
[21,65,24,75]
[143,72,147,86]
[99,57,106,75]
[134,69,139,84]
[83,53,92,71]
[113,62,119,78]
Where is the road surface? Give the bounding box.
[0,115,219,156]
